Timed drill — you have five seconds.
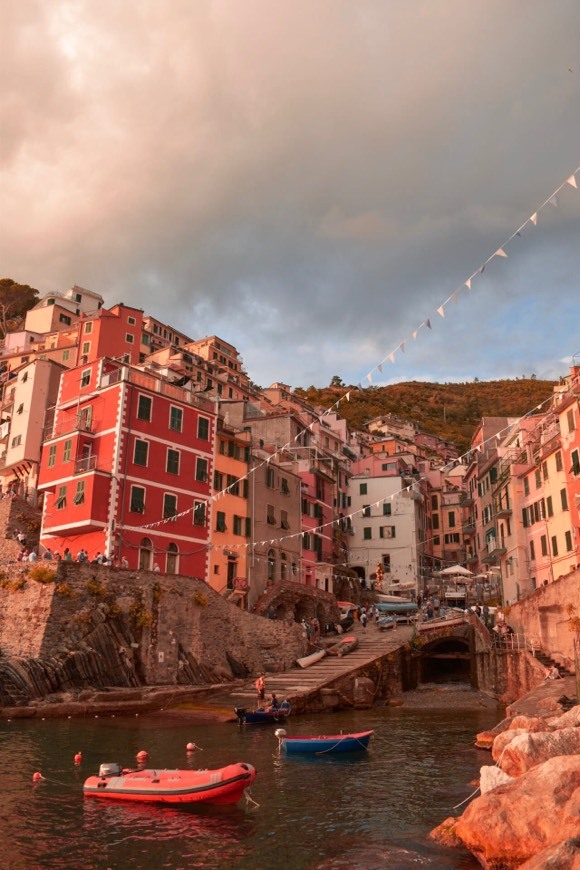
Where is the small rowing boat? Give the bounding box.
[377,615,396,631]
[296,649,326,668]
[235,704,290,725]
[276,729,374,754]
[326,635,358,657]
[83,762,256,805]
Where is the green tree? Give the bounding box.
[329,375,344,388]
[0,278,39,338]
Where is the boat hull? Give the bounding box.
[282,730,373,754]
[83,763,256,805]
[297,649,326,668]
[376,601,418,614]
[417,616,467,632]
[326,635,359,657]
[235,707,289,724]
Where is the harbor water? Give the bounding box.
[0,702,499,869]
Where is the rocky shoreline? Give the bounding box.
[430,675,579,868]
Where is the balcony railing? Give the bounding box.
[74,455,98,474]
[99,366,214,412]
[44,416,95,441]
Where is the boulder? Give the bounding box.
[492,728,529,762]
[519,838,580,869]
[547,705,580,731]
[451,755,580,867]
[508,714,551,733]
[479,765,514,794]
[496,728,580,777]
[430,816,460,848]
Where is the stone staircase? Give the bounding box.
[205,623,413,711]
[534,650,574,679]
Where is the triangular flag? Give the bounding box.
[388,353,395,364]
[425,318,432,329]
[451,292,458,303]
[530,212,538,226]
[437,306,445,318]
[549,195,558,207]
[378,363,383,374]
[480,264,485,274]
[399,342,405,353]
[515,231,521,238]
[345,391,350,402]
[465,278,471,290]
[495,248,508,258]
[566,174,577,189]
[411,329,418,340]
[367,373,373,384]
[357,383,363,391]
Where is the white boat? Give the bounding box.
[296,649,326,669]
[416,612,467,632]
[377,616,396,631]
[376,593,413,604]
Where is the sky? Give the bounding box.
[1,0,579,390]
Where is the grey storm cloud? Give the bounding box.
[1,0,579,388]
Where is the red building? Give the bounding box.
[38,357,216,577]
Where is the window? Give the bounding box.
[137,395,152,421]
[130,486,145,513]
[551,535,558,557]
[226,474,239,495]
[555,451,563,472]
[125,333,134,344]
[523,477,530,496]
[383,503,392,516]
[561,488,569,511]
[535,469,541,489]
[193,501,206,525]
[80,369,91,388]
[363,505,371,517]
[431,495,438,510]
[445,533,461,544]
[448,511,455,528]
[281,478,290,495]
[565,530,573,552]
[63,439,72,462]
[432,513,439,530]
[380,526,396,539]
[266,467,275,488]
[167,543,178,574]
[280,553,288,581]
[195,457,208,482]
[56,485,67,509]
[17,403,24,415]
[382,554,391,573]
[62,349,70,361]
[81,341,90,355]
[363,527,372,540]
[166,448,180,474]
[169,406,183,432]
[267,504,276,525]
[84,321,93,334]
[547,496,553,517]
[11,434,22,448]
[216,511,227,532]
[567,408,575,433]
[134,439,149,466]
[280,510,290,530]
[127,316,136,325]
[21,372,28,383]
[360,483,367,495]
[542,461,548,481]
[60,314,72,325]
[530,540,535,561]
[541,535,548,557]
[48,444,57,468]
[73,481,85,505]
[267,550,276,582]
[213,471,223,491]
[163,494,178,518]
[78,406,92,430]
[197,417,209,440]
[571,449,580,476]
[433,536,440,546]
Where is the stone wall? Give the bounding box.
[0,562,305,706]
[505,569,579,670]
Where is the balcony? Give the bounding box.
[462,521,476,535]
[74,455,98,474]
[460,494,474,507]
[99,366,214,413]
[44,416,95,441]
[494,505,512,519]
[486,538,506,560]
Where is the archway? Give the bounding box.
[166,543,179,574]
[419,637,472,684]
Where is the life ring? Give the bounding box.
[234,578,248,590]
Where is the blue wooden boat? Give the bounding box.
[235,704,290,725]
[276,729,373,754]
[376,601,418,614]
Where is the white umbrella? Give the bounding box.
[438,565,474,577]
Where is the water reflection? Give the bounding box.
[0,705,498,868]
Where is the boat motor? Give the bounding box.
[99,763,122,778]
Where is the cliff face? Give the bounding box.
[0,562,305,707]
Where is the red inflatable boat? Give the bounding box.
[83,762,256,805]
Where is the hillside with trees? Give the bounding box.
[295,378,556,453]
[0,278,39,338]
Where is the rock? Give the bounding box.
[496,728,580,777]
[547,705,580,730]
[492,728,529,761]
[519,838,580,869]
[509,714,551,733]
[479,765,514,794]
[452,755,580,867]
[475,715,518,749]
[430,816,460,847]
[353,677,374,709]
[388,697,404,707]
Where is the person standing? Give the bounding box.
[255,674,266,709]
[360,610,368,629]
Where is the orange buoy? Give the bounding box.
[32,772,44,783]
[74,752,82,765]
[136,750,148,762]
[186,742,196,752]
